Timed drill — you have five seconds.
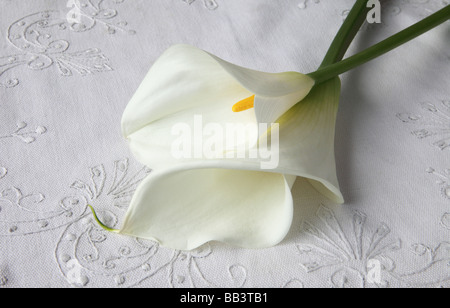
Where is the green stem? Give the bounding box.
[88,205,120,233]
[320,0,371,68]
[309,5,450,84]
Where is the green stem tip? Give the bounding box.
[88,205,120,233]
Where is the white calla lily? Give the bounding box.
[122,45,314,140]
[119,44,344,251]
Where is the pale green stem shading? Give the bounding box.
[309,5,450,84]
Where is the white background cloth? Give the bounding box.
[0,0,449,288]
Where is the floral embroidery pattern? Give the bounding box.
[397,100,450,151]
[56,221,160,287]
[397,242,450,287]
[426,167,450,230]
[296,206,450,288]
[427,167,450,200]
[160,246,246,288]
[0,122,47,144]
[0,158,147,237]
[0,118,65,236]
[68,158,151,210]
[24,158,149,287]
[0,0,134,88]
[55,158,247,288]
[297,206,401,287]
[0,158,151,286]
[0,186,87,236]
[397,98,450,230]
[66,0,136,35]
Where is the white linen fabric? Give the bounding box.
[0,0,449,288]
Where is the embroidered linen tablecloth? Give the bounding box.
[0,0,449,288]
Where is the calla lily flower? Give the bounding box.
[119,44,344,251]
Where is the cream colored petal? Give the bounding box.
[122,44,342,204]
[122,44,253,138]
[125,78,344,204]
[120,168,293,251]
[253,90,310,130]
[208,53,315,126]
[126,93,258,170]
[208,54,314,98]
[274,77,344,203]
[122,44,314,138]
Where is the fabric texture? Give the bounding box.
[0,0,449,288]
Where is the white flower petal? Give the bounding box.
[122,45,253,138]
[253,90,310,130]
[124,77,344,204]
[208,52,315,126]
[120,168,293,251]
[122,44,315,137]
[208,53,314,98]
[121,43,344,241]
[275,77,344,203]
[126,95,257,170]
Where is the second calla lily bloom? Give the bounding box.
[119,44,344,250]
